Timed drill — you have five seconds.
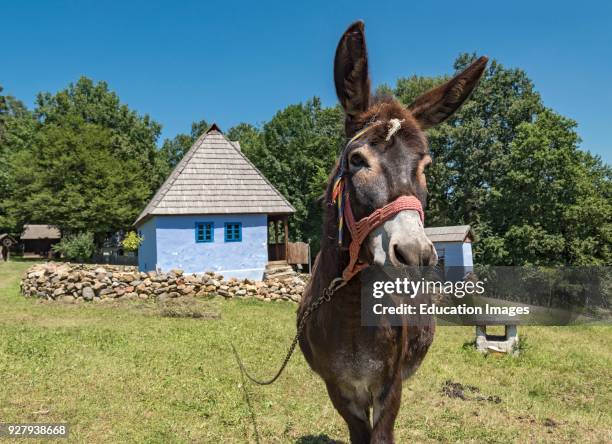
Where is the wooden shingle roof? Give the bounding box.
[135,125,295,225]
[21,224,61,240]
[424,225,473,243]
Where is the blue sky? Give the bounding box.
[3,0,611,163]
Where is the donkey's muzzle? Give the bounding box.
[390,237,437,267]
[368,209,436,268]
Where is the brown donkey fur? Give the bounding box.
[298,21,487,443]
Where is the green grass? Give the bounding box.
[0,260,611,443]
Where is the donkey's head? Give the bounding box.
[333,21,487,267]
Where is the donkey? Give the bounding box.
[298,21,487,443]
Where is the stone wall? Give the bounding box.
[20,263,307,303]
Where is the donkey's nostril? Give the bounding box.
[393,244,409,266]
[391,241,435,266]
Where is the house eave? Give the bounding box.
[134,209,296,227]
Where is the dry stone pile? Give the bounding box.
[21,263,308,304]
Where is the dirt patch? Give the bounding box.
[157,297,220,319]
[543,418,558,428]
[441,380,502,403]
[442,380,470,400]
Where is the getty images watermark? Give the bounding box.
[360,266,611,326]
[371,274,529,317]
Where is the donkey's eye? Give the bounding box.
[349,152,368,168]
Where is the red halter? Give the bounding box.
[342,193,424,281]
[331,120,425,282]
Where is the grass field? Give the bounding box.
[0,260,611,443]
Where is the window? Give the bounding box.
[195,222,214,243]
[224,222,242,242]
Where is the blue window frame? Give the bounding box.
[224,222,242,242]
[195,222,214,243]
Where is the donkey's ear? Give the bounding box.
[409,56,488,129]
[334,21,371,132]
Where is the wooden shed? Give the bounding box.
[424,225,474,280]
[20,224,61,258]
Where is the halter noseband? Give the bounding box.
[331,119,425,282]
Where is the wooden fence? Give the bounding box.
[287,242,309,265]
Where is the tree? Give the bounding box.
[224,58,610,264]
[34,77,162,190]
[489,110,611,265]
[3,78,163,238]
[226,123,262,158]
[4,59,605,266]
[0,86,36,233]
[8,115,151,238]
[122,231,144,252]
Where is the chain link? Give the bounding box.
[231,277,346,386]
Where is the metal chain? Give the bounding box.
[231,277,346,386]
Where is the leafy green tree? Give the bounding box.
[226,123,262,157]
[228,54,610,265]
[489,110,611,265]
[0,86,36,233]
[3,78,163,238]
[34,77,162,189]
[8,115,151,237]
[4,59,605,267]
[0,86,7,139]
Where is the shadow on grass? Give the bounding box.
[296,434,342,444]
[462,339,477,350]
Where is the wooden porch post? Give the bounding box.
[275,219,280,261]
[283,215,289,261]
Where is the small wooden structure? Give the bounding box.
[424,225,474,269]
[0,234,17,261]
[20,224,61,258]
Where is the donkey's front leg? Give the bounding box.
[371,371,402,444]
[325,381,372,444]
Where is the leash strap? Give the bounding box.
[231,278,346,385]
